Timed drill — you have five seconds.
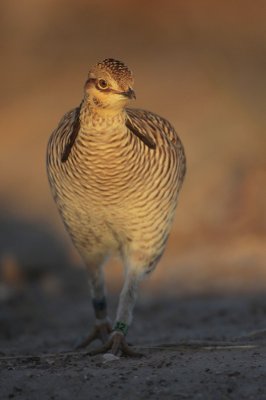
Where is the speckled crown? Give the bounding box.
[91,58,134,88]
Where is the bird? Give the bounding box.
[46,58,186,357]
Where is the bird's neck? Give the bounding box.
[79,97,126,132]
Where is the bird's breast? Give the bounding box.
[60,127,151,203]
[47,114,181,257]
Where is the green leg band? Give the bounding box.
[114,321,128,336]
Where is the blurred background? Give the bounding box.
[0,0,265,297]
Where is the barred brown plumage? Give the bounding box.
[46,58,186,356]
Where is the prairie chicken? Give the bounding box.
[47,58,186,356]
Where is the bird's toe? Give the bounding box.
[88,331,143,358]
[75,320,112,349]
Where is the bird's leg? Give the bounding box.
[76,262,112,349]
[89,269,143,357]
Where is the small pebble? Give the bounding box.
[102,353,120,363]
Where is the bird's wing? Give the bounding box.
[126,108,181,149]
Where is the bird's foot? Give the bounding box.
[75,319,112,349]
[88,331,143,358]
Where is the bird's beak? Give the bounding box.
[122,87,136,100]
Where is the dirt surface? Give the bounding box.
[1,264,266,400]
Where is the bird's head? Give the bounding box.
[84,58,135,111]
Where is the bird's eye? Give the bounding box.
[98,79,108,90]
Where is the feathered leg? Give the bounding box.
[89,251,156,357]
[76,256,112,349]
[89,269,142,357]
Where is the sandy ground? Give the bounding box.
[1,263,266,400]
